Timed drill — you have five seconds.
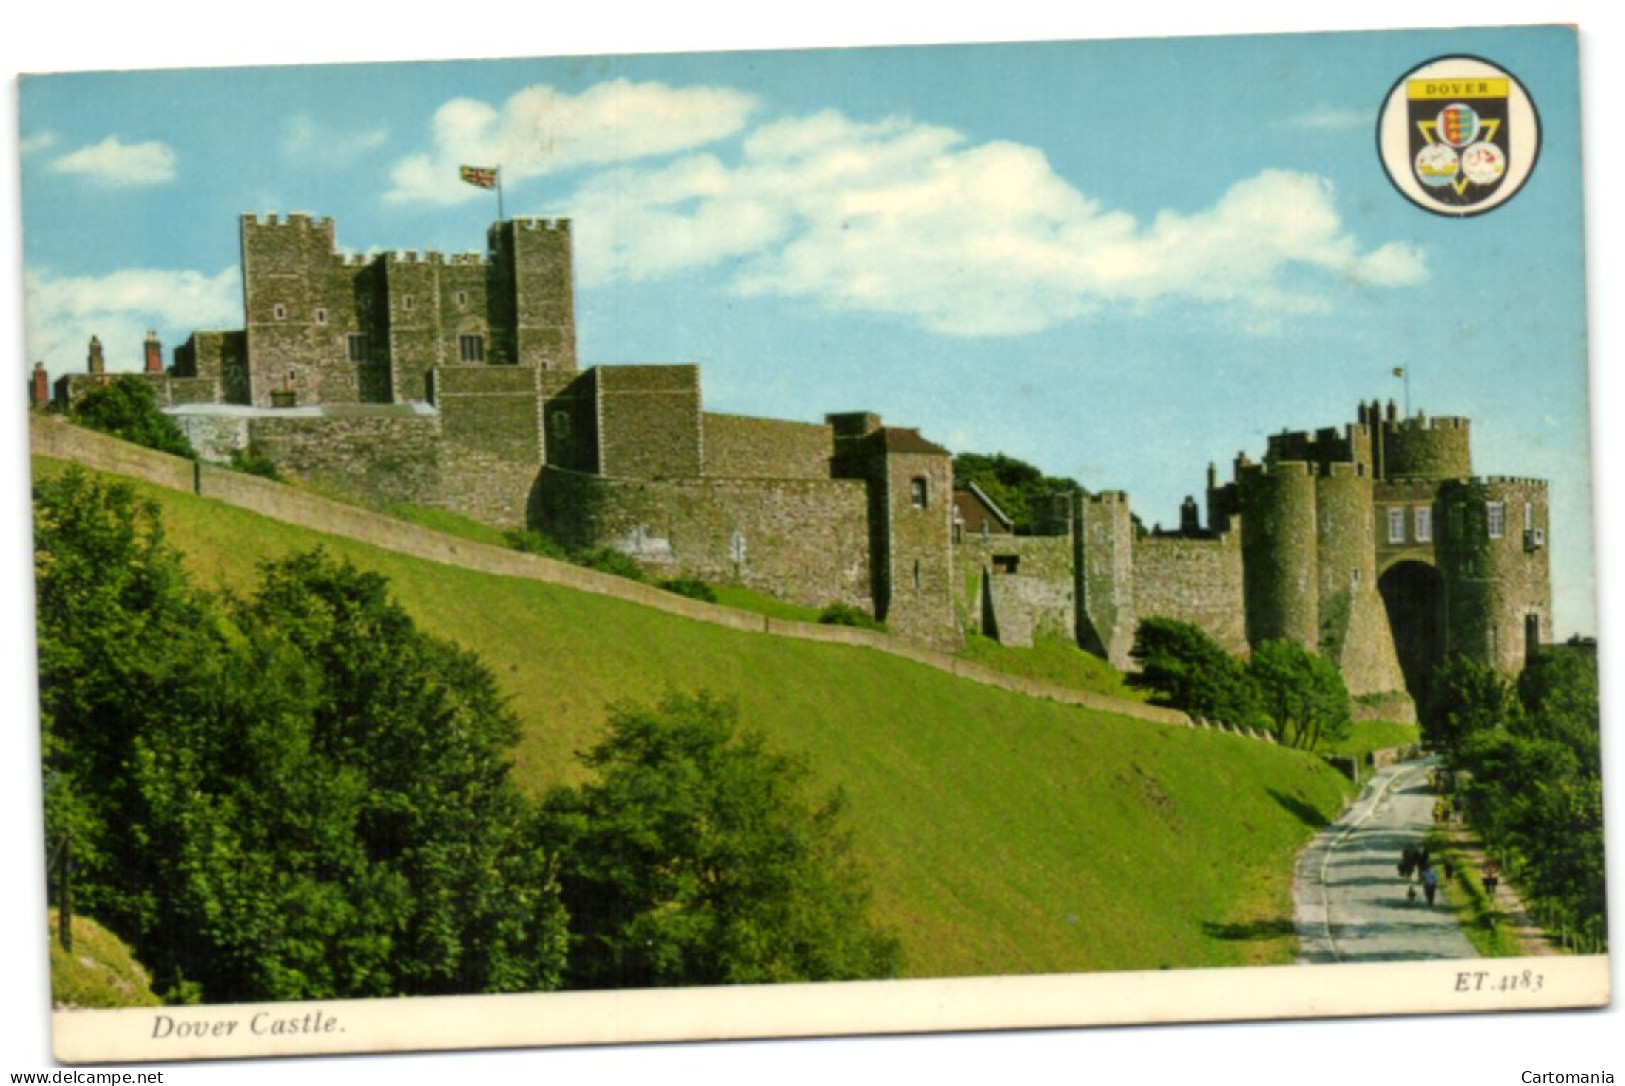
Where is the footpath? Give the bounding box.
[1294,760,1477,963]
[1434,826,1561,956]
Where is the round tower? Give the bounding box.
[1436,478,1552,675]
[1239,462,1319,650]
[1380,415,1472,480]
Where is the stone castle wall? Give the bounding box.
[957,534,1075,647]
[702,413,833,480]
[1436,477,1552,674]
[596,366,703,479]
[1079,492,1137,670]
[246,409,444,510]
[1132,532,1247,656]
[35,411,1198,730]
[533,466,873,609]
[1382,416,1471,480]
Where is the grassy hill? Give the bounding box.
[48,910,163,1009]
[33,457,1355,978]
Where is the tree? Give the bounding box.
[69,376,196,459]
[34,468,220,941]
[952,452,1080,534]
[1129,617,1264,728]
[135,551,569,1001]
[1247,640,1351,750]
[34,471,568,1002]
[543,691,902,989]
[1512,650,1601,776]
[1422,654,1513,759]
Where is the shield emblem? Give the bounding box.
[1406,75,1511,209]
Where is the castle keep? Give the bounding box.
[40,212,1553,697]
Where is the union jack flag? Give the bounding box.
[459,165,498,189]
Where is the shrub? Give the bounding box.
[658,577,717,603]
[226,446,281,480]
[572,546,646,581]
[505,529,571,561]
[1129,616,1264,727]
[69,376,195,459]
[818,603,884,630]
[541,691,902,988]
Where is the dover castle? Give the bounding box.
[38,212,1554,711]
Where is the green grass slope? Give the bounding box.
[33,459,1354,978]
[48,910,163,1009]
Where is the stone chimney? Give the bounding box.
[144,330,163,374]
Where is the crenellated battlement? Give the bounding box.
[513,217,570,232]
[1385,413,1469,433]
[241,211,336,236]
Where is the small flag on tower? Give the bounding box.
[459,165,499,190]
[1392,366,1406,377]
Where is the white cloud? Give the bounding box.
[281,114,388,162]
[19,130,58,156]
[562,109,1429,337]
[51,136,177,186]
[1279,106,1372,131]
[24,266,241,375]
[385,79,758,205]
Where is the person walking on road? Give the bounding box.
[1422,865,1439,906]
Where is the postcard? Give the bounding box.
[6,12,1614,1078]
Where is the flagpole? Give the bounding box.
[496,165,505,222]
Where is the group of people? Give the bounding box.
[1398,844,1440,905]
[1398,845,1502,909]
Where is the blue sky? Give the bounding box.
[15,26,1596,635]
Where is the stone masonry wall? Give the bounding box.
[1079,492,1137,669]
[956,535,1074,645]
[533,466,872,609]
[702,413,833,480]
[433,365,544,527]
[1132,532,1248,656]
[596,366,703,479]
[506,219,576,373]
[542,370,601,474]
[246,410,443,510]
[878,450,960,649]
[1436,477,1552,675]
[31,414,1200,729]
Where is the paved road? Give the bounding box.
[1295,760,1478,964]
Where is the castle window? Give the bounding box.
[910,476,929,508]
[1486,501,1505,539]
[272,303,287,321]
[551,410,571,441]
[314,307,328,325]
[1350,568,1361,588]
[1524,501,1534,532]
[456,290,469,308]
[1387,507,1406,544]
[1414,507,1432,543]
[402,295,414,312]
[347,334,371,363]
[458,334,485,363]
[913,560,922,592]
